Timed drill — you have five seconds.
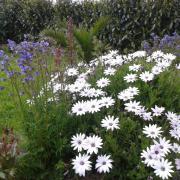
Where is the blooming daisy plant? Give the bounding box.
[2,39,179,180]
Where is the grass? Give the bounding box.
[0,56,22,134]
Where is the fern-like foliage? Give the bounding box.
[74,29,94,63]
[42,29,67,48]
[74,16,109,63]
[91,16,110,36]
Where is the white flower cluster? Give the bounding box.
[108,50,178,179]
[72,97,115,115]
[71,133,113,176]
[118,86,139,101]
[28,49,179,178]
[68,50,179,179]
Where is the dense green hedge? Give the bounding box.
[0,0,54,43]
[0,0,179,51]
[55,0,180,51]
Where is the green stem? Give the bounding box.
[10,77,25,121]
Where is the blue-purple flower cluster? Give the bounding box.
[0,49,13,78]
[0,50,8,90]
[7,39,50,54]
[2,39,52,83]
[143,32,180,56]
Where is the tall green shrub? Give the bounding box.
[0,0,54,43]
[0,0,179,50]
[55,0,180,52]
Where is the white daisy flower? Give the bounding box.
[83,135,103,154]
[164,53,176,61]
[96,154,113,173]
[169,127,180,140]
[137,106,147,115]
[175,159,180,170]
[151,66,163,75]
[153,137,172,155]
[153,159,174,180]
[118,90,134,101]
[86,99,101,114]
[166,111,179,122]
[99,97,115,108]
[171,143,180,153]
[65,67,78,77]
[142,112,153,121]
[141,147,157,167]
[131,50,146,58]
[169,119,180,130]
[101,115,120,131]
[68,83,85,93]
[124,100,142,113]
[118,86,139,101]
[129,64,141,72]
[151,105,165,117]
[77,72,88,80]
[151,50,164,59]
[77,61,85,67]
[71,133,86,152]
[104,67,116,76]
[143,124,162,139]
[79,88,93,98]
[126,86,139,96]
[150,145,166,160]
[124,73,137,83]
[72,101,87,116]
[176,64,180,70]
[72,153,92,177]
[93,89,106,97]
[139,71,154,82]
[80,88,105,98]
[96,77,110,88]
